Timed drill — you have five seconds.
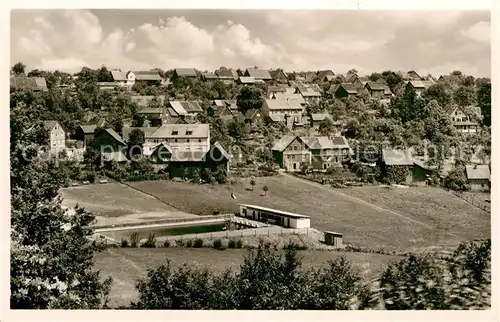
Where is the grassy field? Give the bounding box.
[129,175,490,252]
[95,247,404,308]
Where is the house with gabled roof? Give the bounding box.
[405,80,432,95]
[126,70,162,87]
[405,70,422,80]
[332,83,359,99]
[465,164,490,191]
[168,101,203,118]
[171,68,198,83]
[238,76,264,85]
[350,76,369,89]
[269,69,289,84]
[289,80,322,104]
[365,81,385,99]
[316,70,335,82]
[244,68,272,81]
[271,135,351,172]
[214,68,239,84]
[262,99,305,129]
[42,121,66,154]
[244,108,265,127]
[379,148,435,184]
[449,106,480,135]
[110,70,128,87]
[10,76,48,92]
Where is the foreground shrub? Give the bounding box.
[228,239,236,249]
[193,238,204,248]
[163,240,171,248]
[121,238,129,248]
[186,239,193,248]
[130,232,140,248]
[128,240,491,310]
[213,238,223,249]
[141,233,156,248]
[236,239,243,248]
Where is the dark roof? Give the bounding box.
[245,108,262,119]
[174,68,198,78]
[365,81,384,91]
[246,69,272,80]
[104,128,127,146]
[336,83,358,94]
[268,86,287,93]
[465,165,490,180]
[138,107,163,114]
[10,76,47,91]
[133,71,162,81]
[269,69,288,80]
[215,68,238,79]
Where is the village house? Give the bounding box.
[449,106,480,135]
[90,128,128,163]
[290,81,322,104]
[170,68,198,83]
[405,80,432,96]
[148,124,229,179]
[126,70,163,87]
[244,108,265,127]
[271,135,351,172]
[238,76,264,85]
[267,86,287,99]
[42,121,66,154]
[405,70,423,81]
[344,71,358,83]
[438,74,461,84]
[316,70,335,83]
[309,113,335,131]
[201,72,218,81]
[168,101,204,118]
[262,99,305,129]
[214,68,239,84]
[10,76,48,92]
[110,70,128,88]
[332,83,359,99]
[244,68,273,81]
[228,144,249,167]
[137,108,165,127]
[465,164,490,192]
[380,148,433,185]
[365,81,385,99]
[350,76,369,89]
[269,69,289,84]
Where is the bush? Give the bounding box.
[121,238,129,248]
[193,238,204,248]
[213,238,223,249]
[130,232,140,248]
[236,239,243,248]
[141,233,156,248]
[163,239,171,248]
[186,239,193,248]
[283,241,307,251]
[228,239,236,249]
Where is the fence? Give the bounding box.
[161,227,311,242]
[94,214,234,230]
[452,191,490,213]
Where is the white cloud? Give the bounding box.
[461,21,490,43]
[9,10,491,77]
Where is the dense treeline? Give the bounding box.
[128,240,490,310]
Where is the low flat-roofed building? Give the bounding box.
[237,204,311,228]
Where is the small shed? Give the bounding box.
[324,231,343,247]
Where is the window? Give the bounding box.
[172,131,178,135]
[174,139,178,142]
[291,155,295,160]
[186,130,193,135]
[323,164,327,169]
[198,139,202,142]
[187,139,190,143]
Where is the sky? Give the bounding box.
[10,9,491,77]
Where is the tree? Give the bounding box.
[421,83,452,108]
[227,119,248,141]
[236,86,264,114]
[443,165,470,191]
[454,85,476,107]
[262,185,269,196]
[128,129,145,146]
[12,62,26,75]
[10,110,111,309]
[213,164,228,184]
[476,82,491,126]
[109,116,123,135]
[249,177,256,191]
